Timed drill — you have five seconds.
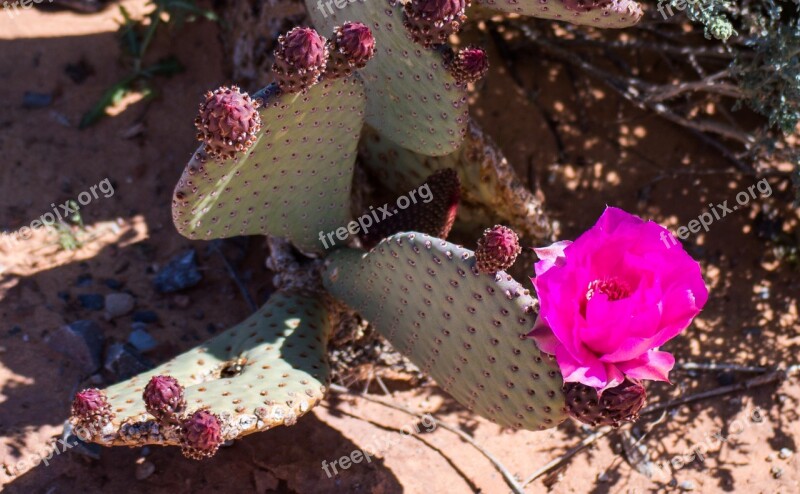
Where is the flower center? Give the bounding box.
[586,277,631,302]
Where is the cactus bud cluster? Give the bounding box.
[71,388,115,430]
[404,0,469,48]
[326,22,376,79]
[273,27,329,93]
[447,46,489,85]
[195,86,262,161]
[475,225,522,274]
[564,379,646,427]
[143,375,187,425]
[180,410,224,460]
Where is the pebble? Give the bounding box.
[154,250,202,293]
[679,480,695,491]
[61,421,102,460]
[8,326,21,336]
[135,460,155,480]
[76,273,93,287]
[597,471,609,483]
[128,327,157,353]
[46,321,104,374]
[133,311,159,324]
[22,91,53,109]
[78,294,105,311]
[771,466,783,479]
[779,448,793,460]
[105,293,135,318]
[104,279,123,290]
[104,342,152,379]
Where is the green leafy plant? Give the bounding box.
[80,0,218,128]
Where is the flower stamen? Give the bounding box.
[586,277,631,302]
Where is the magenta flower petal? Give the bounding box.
[532,240,572,276]
[529,207,707,390]
[616,350,675,383]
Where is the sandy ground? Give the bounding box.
[0,2,798,493]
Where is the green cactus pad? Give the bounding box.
[475,0,643,28]
[360,121,552,241]
[307,0,469,156]
[81,291,332,448]
[172,77,365,254]
[324,232,567,430]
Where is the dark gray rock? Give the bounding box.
[104,342,152,380]
[128,326,157,353]
[46,321,104,374]
[154,250,203,293]
[78,294,104,311]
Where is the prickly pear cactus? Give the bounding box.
[307,0,470,156]
[74,291,332,450]
[361,121,552,241]
[324,232,567,430]
[172,76,366,254]
[475,0,644,28]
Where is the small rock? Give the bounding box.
[57,291,70,302]
[22,91,53,109]
[172,295,190,309]
[135,460,155,481]
[192,309,205,320]
[128,327,157,353]
[154,250,203,293]
[46,321,104,374]
[8,326,22,336]
[78,294,105,311]
[104,342,152,379]
[105,293,134,318]
[64,59,94,84]
[779,448,793,460]
[771,466,783,479]
[679,480,695,491]
[597,471,609,483]
[104,279,123,290]
[766,453,776,462]
[133,311,159,324]
[76,273,93,287]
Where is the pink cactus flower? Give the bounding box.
[529,207,708,392]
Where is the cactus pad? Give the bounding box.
[324,232,567,430]
[307,0,469,156]
[75,291,332,450]
[475,0,643,28]
[173,77,365,254]
[360,121,552,241]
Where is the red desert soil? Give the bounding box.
[1,2,798,493]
